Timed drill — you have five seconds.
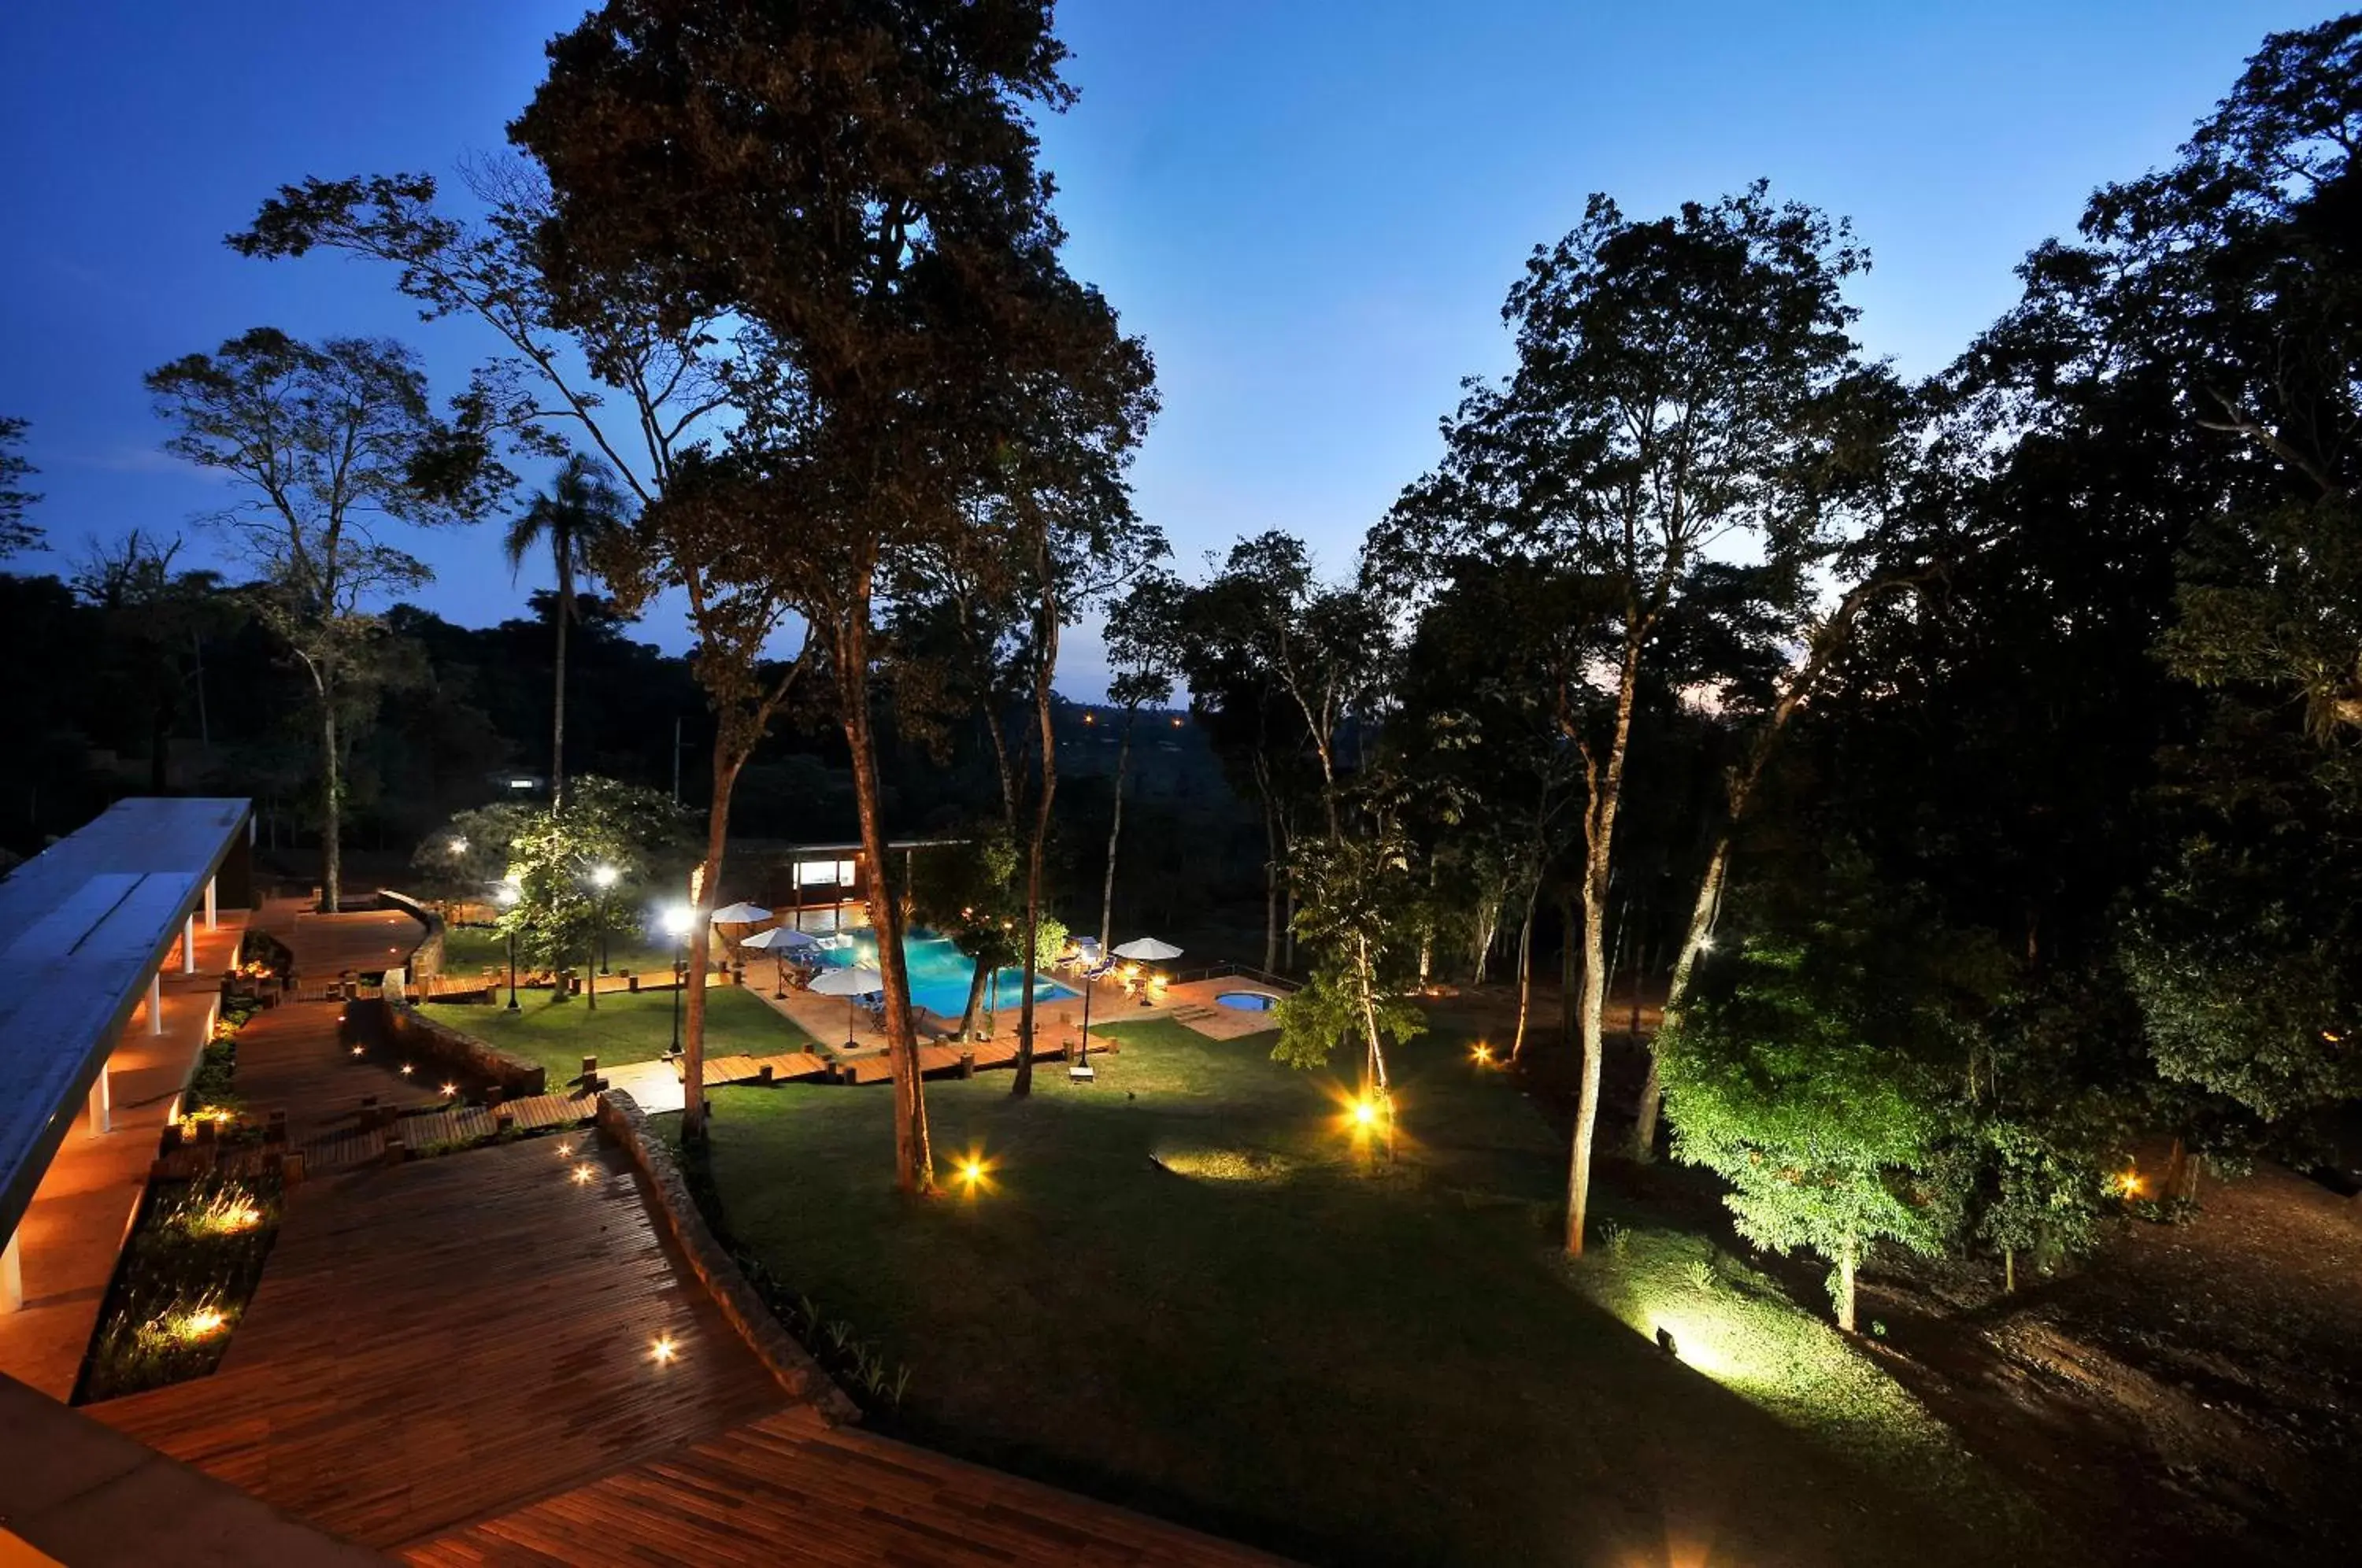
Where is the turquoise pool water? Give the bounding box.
[826,928,1075,1018]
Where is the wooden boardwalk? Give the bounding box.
[94,1137,785,1551]
[296,1088,599,1170]
[407,1404,1284,1567]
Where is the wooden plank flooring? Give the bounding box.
[405,1405,1285,1567]
[92,1137,786,1550]
[297,1089,598,1170]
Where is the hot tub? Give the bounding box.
[1215,990,1281,1012]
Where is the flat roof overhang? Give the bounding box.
[0,797,252,1244]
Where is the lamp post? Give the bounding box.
[663,902,693,1055]
[592,864,618,974]
[498,878,521,1011]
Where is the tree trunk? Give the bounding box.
[1836,1237,1859,1333]
[2004,1246,2016,1295]
[1631,838,1728,1159]
[1510,882,1538,1060]
[1100,702,1135,953]
[957,958,990,1040]
[840,606,932,1193]
[1013,595,1061,1100]
[552,557,572,812]
[983,704,1019,830]
[678,731,739,1140]
[1354,931,1394,1160]
[1564,634,1646,1256]
[1257,758,1282,974]
[320,690,342,914]
[1631,576,1905,1159]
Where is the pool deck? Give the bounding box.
[1157,976,1291,1041]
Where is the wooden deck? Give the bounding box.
[406,1404,1284,1567]
[295,1088,599,1170]
[93,1136,787,1551]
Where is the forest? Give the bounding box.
[2,8,2357,1560]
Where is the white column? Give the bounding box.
[88,1068,111,1137]
[2,1228,21,1315]
[148,972,163,1037]
[183,913,198,974]
[205,875,218,930]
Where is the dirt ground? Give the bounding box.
[1431,979,2362,1568]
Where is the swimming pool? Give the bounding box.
[1216,991,1282,1012]
[825,928,1075,1019]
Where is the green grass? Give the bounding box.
[423,986,816,1082]
[695,1019,2031,1568]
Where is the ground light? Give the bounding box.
[572,1163,595,1185]
[953,1152,993,1195]
[651,1334,677,1366]
[176,1307,228,1342]
[1470,1041,1494,1066]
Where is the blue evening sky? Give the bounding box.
[0,2,2321,697]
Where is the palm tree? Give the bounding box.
[504,454,629,811]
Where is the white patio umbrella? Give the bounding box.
[742,926,820,996]
[1111,937,1183,962]
[1109,936,1185,1013]
[710,901,772,924]
[810,964,885,1049]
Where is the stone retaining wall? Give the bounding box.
[596,1091,860,1426]
[379,1000,548,1097]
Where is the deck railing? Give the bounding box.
[1170,960,1298,991]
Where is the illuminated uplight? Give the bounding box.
[440,1082,458,1099]
[652,1334,677,1365]
[592,864,619,889]
[1697,934,1716,952]
[176,1307,228,1341]
[2112,1168,2146,1198]
[399,1063,415,1077]
[1470,1042,1494,1066]
[350,1044,365,1056]
[953,1152,994,1194]
[556,1141,574,1159]
[1352,1097,1379,1128]
[572,1163,595,1185]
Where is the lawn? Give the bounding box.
[424,986,816,1082]
[695,1018,2035,1568]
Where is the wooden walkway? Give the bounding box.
[94,1137,785,1551]
[407,1404,1284,1567]
[296,1088,599,1170]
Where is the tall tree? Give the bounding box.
[0,417,43,557]
[236,158,756,1138]
[515,0,1144,1185]
[1390,186,1886,1253]
[147,329,498,910]
[503,453,631,809]
[1098,564,1183,952]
